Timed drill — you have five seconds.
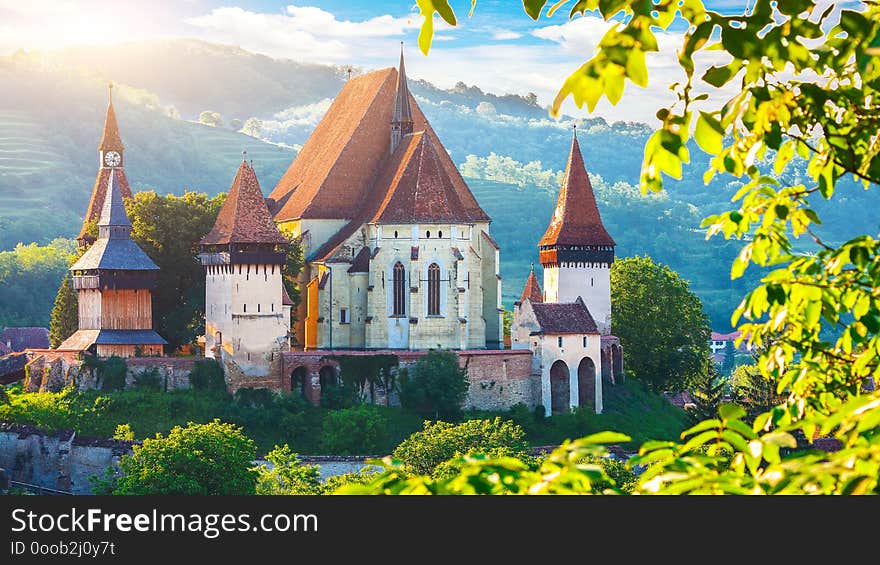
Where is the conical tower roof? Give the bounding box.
[201,159,288,246]
[520,264,543,304]
[539,130,615,248]
[70,171,158,271]
[99,85,124,152]
[98,169,131,229]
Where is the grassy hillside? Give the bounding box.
[0,54,294,249]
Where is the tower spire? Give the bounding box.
[390,42,414,153]
[99,83,124,153]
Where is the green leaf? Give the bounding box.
[695,111,724,155]
[580,431,632,445]
[718,402,746,421]
[702,61,743,87]
[523,0,549,20]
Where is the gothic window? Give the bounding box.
[428,263,441,315]
[393,262,406,316]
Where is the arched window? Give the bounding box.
[428,263,441,315]
[393,262,406,316]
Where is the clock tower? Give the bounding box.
[78,83,133,249]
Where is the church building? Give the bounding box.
[267,48,503,351]
[511,129,623,415]
[58,87,166,358]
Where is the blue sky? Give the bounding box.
[0,1,863,123]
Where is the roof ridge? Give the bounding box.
[301,68,397,220]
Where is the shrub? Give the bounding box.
[113,420,257,495]
[320,404,388,455]
[255,444,323,495]
[188,359,226,392]
[113,423,134,440]
[398,350,469,420]
[132,368,162,392]
[392,418,531,477]
[324,468,381,492]
[85,356,127,392]
[234,387,277,408]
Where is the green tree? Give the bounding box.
[126,191,225,350]
[0,239,75,328]
[720,340,736,377]
[611,255,711,393]
[688,360,725,423]
[48,272,78,348]
[114,420,257,495]
[391,418,531,478]
[241,117,263,138]
[398,350,469,420]
[198,111,223,128]
[255,444,323,495]
[320,404,388,455]
[731,364,784,419]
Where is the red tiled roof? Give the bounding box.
[711,331,741,341]
[347,247,371,273]
[539,133,614,248]
[0,327,50,352]
[77,166,133,243]
[201,161,288,246]
[520,269,543,304]
[99,98,124,152]
[269,66,489,225]
[531,297,598,334]
[370,132,472,224]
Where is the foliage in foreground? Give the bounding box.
[391,418,533,478]
[113,420,257,495]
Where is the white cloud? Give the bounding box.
[184,5,421,63]
[492,29,522,41]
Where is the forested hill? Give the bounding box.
[1,40,876,332]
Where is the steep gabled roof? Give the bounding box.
[539,132,615,248]
[347,247,371,273]
[369,132,471,224]
[269,66,489,224]
[78,164,133,242]
[531,297,598,334]
[71,171,158,272]
[201,160,288,246]
[520,267,543,304]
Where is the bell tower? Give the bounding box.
[78,83,133,249]
[539,127,615,333]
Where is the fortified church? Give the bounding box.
[19,50,623,415]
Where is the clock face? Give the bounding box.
[104,151,121,167]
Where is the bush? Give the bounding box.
[398,350,469,420]
[234,387,277,408]
[85,356,127,392]
[320,404,388,455]
[255,444,323,495]
[392,418,532,477]
[114,420,257,495]
[132,368,162,392]
[318,379,357,409]
[324,468,381,493]
[188,359,226,392]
